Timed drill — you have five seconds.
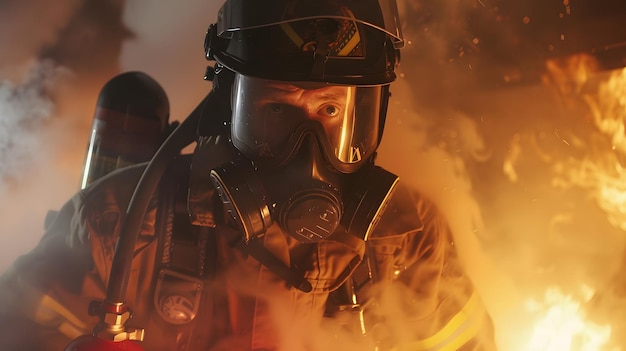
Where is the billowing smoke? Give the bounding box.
[0,0,84,269]
[0,63,59,180]
[0,0,81,81]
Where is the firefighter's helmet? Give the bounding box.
[206,0,403,85]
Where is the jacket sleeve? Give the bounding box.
[0,192,96,351]
[0,165,146,351]
[366,185,498,351]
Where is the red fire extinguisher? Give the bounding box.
[64,335,144,351]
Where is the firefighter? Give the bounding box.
[0,0,498,350]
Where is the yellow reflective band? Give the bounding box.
[395,291,484,351]
[19,278,89,339]
[438,311,485,351]
[33,294,89,338]
[280,23,304,49]
[337,29,360,57]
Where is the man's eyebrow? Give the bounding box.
[259,84,349,102]
[314,91,349,101]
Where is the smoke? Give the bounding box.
[120,0,220,121]
[0,64,57,260]
[0,0,86,269]
[0,63,57,180]
[0,0,81,81]
[377,72,527,350]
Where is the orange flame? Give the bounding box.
[496,55,626,351]
[525,286,613,351]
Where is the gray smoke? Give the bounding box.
[0,63,57,181]
[0,0,84,269]
[0,0,81,81]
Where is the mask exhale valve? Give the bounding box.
[279,189,341,243]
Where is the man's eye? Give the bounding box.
[320,104,341,117]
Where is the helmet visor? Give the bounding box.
[231,74,382,172]
[217,0,404,48]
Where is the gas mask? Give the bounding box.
[210,73,398,243]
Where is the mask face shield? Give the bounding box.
[231,73,382,173]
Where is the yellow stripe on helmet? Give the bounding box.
[280,22,305,49]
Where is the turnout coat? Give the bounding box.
[0,156,497,351]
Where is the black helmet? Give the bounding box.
[205,0,403,86]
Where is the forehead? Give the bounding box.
[254,80,352,97]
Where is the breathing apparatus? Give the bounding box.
[210,75,397,243]
[204,0,404,245]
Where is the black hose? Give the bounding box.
[105,91,214,305]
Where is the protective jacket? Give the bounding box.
[0,155,497,351]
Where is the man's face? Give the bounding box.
[231,74,381,171]
[247,81,355,154]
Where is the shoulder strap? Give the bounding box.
[152,156,217,326]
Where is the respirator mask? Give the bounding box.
[210,73,398,243]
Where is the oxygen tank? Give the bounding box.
[80,71,171,189]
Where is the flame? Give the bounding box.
[496,55,626,351]
[525,286,615,351]
[550,62,626,230]
[527,58,626,350]
[581,67,626,231]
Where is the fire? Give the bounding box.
[495,56,626,351]
[551,61,626,230]
[527,59,626,350]
[525,286,614,351]
[534,61,626,350]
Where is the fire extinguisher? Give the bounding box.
[64,335,145,351]
[80,71,175,189]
